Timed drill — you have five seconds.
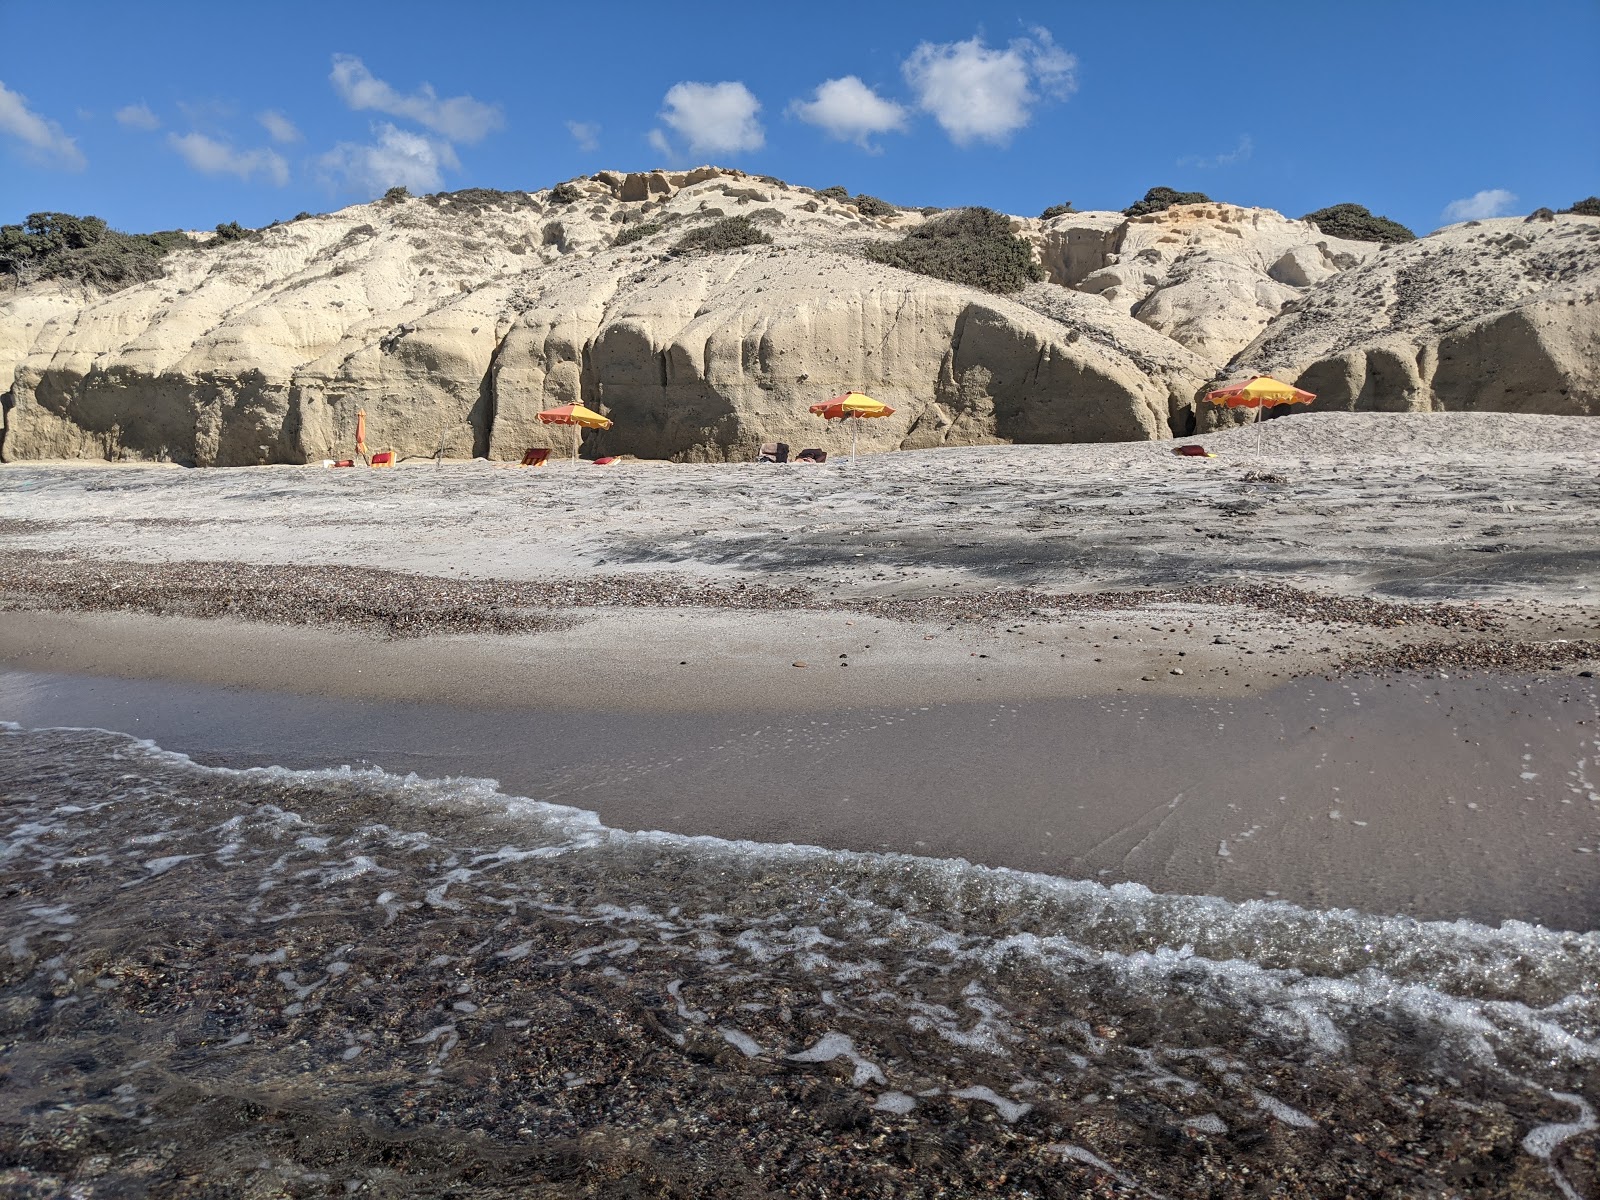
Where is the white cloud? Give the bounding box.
[1442,188,1518,222]
[116,102,160,131]
[259,110,302,144]
[647,128,672,159]
[567,120,600,152]
[329,54,502,144]
[902,28,1077,147]
[0,80,86,170]
[317,122,459,195]
[789,76,908,151]
[168,132,289,185]
[655,81,763,157]
[1179,134,1253,169]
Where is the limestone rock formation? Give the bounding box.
[1022,204,1378,367]
[1215,214,1600,421]
[4,168,1592,467]
[1,169,1207,464]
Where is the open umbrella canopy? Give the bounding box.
[809,392,896,421]
[1204,376,1316,409]
[536,403,613,429]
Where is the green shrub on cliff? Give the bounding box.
[1123,187,1211,217]
[550,181,585,205]
[0,211,192,290]
[853,194,897,217]
[815,185,849,202]
[1302,203,1416,243]
[670,215,773,255]
[1040,202,1075,219]
[614,220,665,247]
[862,206,1044,294]
[1561,196,1600,217]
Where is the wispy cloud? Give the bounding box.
[0,80,86,170]
[651,81,763,159]
[1179,134,1253,169]
[1442,188,1518,222]
[329,54,502,144]
[902,28,1076,147]
[317,121,458,195]
[567,120,600,153]
[168,131,289,185]
[116,102,160,131]
[789,77,908,151]
[258,110,302,144]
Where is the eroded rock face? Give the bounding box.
[11,175,1585,466]
[1215,215,1600,421]
[1019,204,1379,369]
[0,171,1207,464]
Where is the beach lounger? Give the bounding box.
[758,441,790,463]
[520,447,551,467]
[795,448,826,463]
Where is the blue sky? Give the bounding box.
[1,0,1595,236]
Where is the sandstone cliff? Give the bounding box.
[2,169,1594,466]
[1215,213,1600,421]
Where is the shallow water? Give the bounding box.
[1,724,1596,1197]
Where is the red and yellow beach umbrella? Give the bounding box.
[1203,375,1315,454]
[536,403,613,429]
[809,392,896,463]
[537,403,613,460]
[1204,376,1316,410]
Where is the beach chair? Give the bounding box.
[370,450,395,467]
[758,441,790,463]
[795,448,827,463]
[520,447,551,467]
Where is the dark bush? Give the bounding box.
[1040,202,1075,219]
[550,181,585,205]
[614,220,664,247]
[0,211,194,290]
[1302,203,1416,242]
[1561,196,1600,217]
[382,186,410,204]
[1124,187,1211,217]
[212,221,252,242]
[670,215,774,255]
[853,194,896,217]
[815,186,849,202]
[421,188,539,216]
[862,206,1044,293]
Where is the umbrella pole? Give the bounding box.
[851,417,858,466]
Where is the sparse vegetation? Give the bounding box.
[382,186,410,204]
[1302,203,1416,243]
[0,211,194,290]
[670,215,773,256]
[862,206,1044,294]
[1561,196,1600,217]
[815,186,849,203]
[550,182,585,205]
[212,221,252,242]
[1124,187,1211,217]
[1040,203,1075,219]
[853,194,896,217]
[420,188,539,216]
[614,220,664,247]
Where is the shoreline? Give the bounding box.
[5,608,1598,929]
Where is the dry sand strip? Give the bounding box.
[2,551,1597,715]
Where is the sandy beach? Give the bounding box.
[4,411,1600,1197]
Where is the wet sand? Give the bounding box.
[5,648,1596,930]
